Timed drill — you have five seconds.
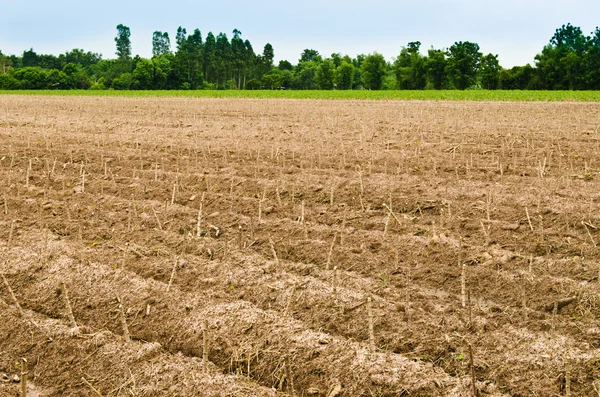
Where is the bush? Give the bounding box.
[245,79,261,90]
[0,74,21,89]
[112,73,133,90]
[12,67,48,89]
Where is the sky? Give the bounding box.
[1,0,599,68]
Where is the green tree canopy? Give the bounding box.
[445,41,481,89]
[361,53,387,90]
[115,24,132,60]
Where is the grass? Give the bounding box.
[1,89,600,101]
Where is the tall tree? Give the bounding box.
[479,53,500,89]
[215,33,232,86]
[231,29,245,88]
[22,48,39,67]
[115,24,132,61]
[299,49,321,63]
[186,29,203,88]
[315,59,335,89]
[584,27,600,89]
[203,32,216,83]
[536,23,590,89]
[334,61,354,90]
[445,41,481,89]
[394,41,426,89]
[152,31,171,57]
[242,39,256,88]
[261,43,274,77]
[361,53,387,90]
[425,48,446,89]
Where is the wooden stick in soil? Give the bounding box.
[367,297,375,351]
[269,238,280,267]
[284,283,297,316]
[329,183,334,206]
[7,219,15,249]
[21,359,27,397]
[461,263,466,308]
[60,282,78,329]
[406,262,411,324]
[25,159,31,188]
[325,234,336,271]
[467,290,473,327]
[529,255,533,275]
[196,192,205,237]
[258,187,266,223]
[275,183,282,206]
[171,181,177,205]
[525,206,534,232]
[166,256,177,293]
[468,343,477,397]
[552,301,558,332]
[203,319,208,373]
[383,203,403,226]
[151,206,163,231]
[82,377,104,397]
[3,191,7,215]
[284,355,294,396]
[565,354,571,397]
[118,301,130,342]
[298,200,305,223]
[332,266,338,304]
[2,273,24,317]
[582,221,597,248]
[382,212,391,242]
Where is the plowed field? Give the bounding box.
[1,96,600,396]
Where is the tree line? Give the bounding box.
[1,23,599,90]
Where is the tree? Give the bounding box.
[425,48,446,89]
[498,64,536,89]
[260,43,274,77]
[551,23,587,54]
[215,33,232,87]
[361,53,387,90]
[152,31,171,57]
[299,49,321,63]
[278,60,293,71]
[242,39,256,88]
[315,59,335,89]
[331,53,342,68]
[231,29,245,88]
[12,67,48,89]
[203,32,216,83]
[115,24,132,60]
[186,29,203,88]
[262,69,283,89]
[335,61,354,90]
[292,62,318,89]
[445,41,481,89]
[61,62,91,89]
[535,23,591,90]
[0,51,13,74]
[479,53,500,89]
[584,27,600,89]
[22,48,39,67]
[394,41,426,89]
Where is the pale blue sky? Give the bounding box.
[1,0,598,67]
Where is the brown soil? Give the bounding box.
[1,96,600,396]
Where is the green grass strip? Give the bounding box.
[1,90,600,101]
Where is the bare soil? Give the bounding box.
[1,96,600,396]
